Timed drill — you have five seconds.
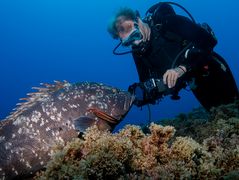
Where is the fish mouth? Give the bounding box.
[123,94,135,111]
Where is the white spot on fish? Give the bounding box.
[25,128,30,134]
[57,112,62,119]
[40,161,44,165]
[55,136,64,144]
[62,107,68,112]
[18,128,23,134]
[50,102,54,107]
[88,101,108,110]
[0,136,5,143]
[40,119,45,126]
[5,142,12,150]
[31,111,42,123]
[32,149,39,157]
[50,116,56,120]
[68,104,78,109]
[55,131,60,137]
[42,105,46,113]
[11,167,18,175]
[26,161,32,168]
[52,107,58,113]
[46,111,50,116]
[46,127,50,131]
[48,149,55,156]
[65,97,70,101]
[90,95,96,100]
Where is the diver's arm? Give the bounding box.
[161,15,217,51]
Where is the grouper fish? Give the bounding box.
[0,81,134,179]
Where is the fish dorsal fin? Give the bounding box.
[74,116,97,133]
[7,80,71,120]
[87,108,119,124]
[0,119,10,128]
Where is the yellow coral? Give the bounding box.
[118,124,145,142]
[148,123,175,145]
[171,136,201,161]
[126,123,175,172]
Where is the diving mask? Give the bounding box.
[121,27,142,47]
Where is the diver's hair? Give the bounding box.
[107,7,137,39]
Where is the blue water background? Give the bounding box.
[0,0,238,131]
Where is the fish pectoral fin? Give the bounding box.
[87,108,119,124]
[74,116,97,133]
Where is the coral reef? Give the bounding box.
[36,102,239,179]
[159,101,239,143]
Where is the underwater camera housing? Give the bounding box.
[129,79,169,107]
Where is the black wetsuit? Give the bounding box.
[132,3,239,110]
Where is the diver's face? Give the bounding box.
[116,18,135,40]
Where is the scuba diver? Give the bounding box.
[107,2,239,111]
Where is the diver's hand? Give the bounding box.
[163,66,186,88]
[137,18,151,43]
